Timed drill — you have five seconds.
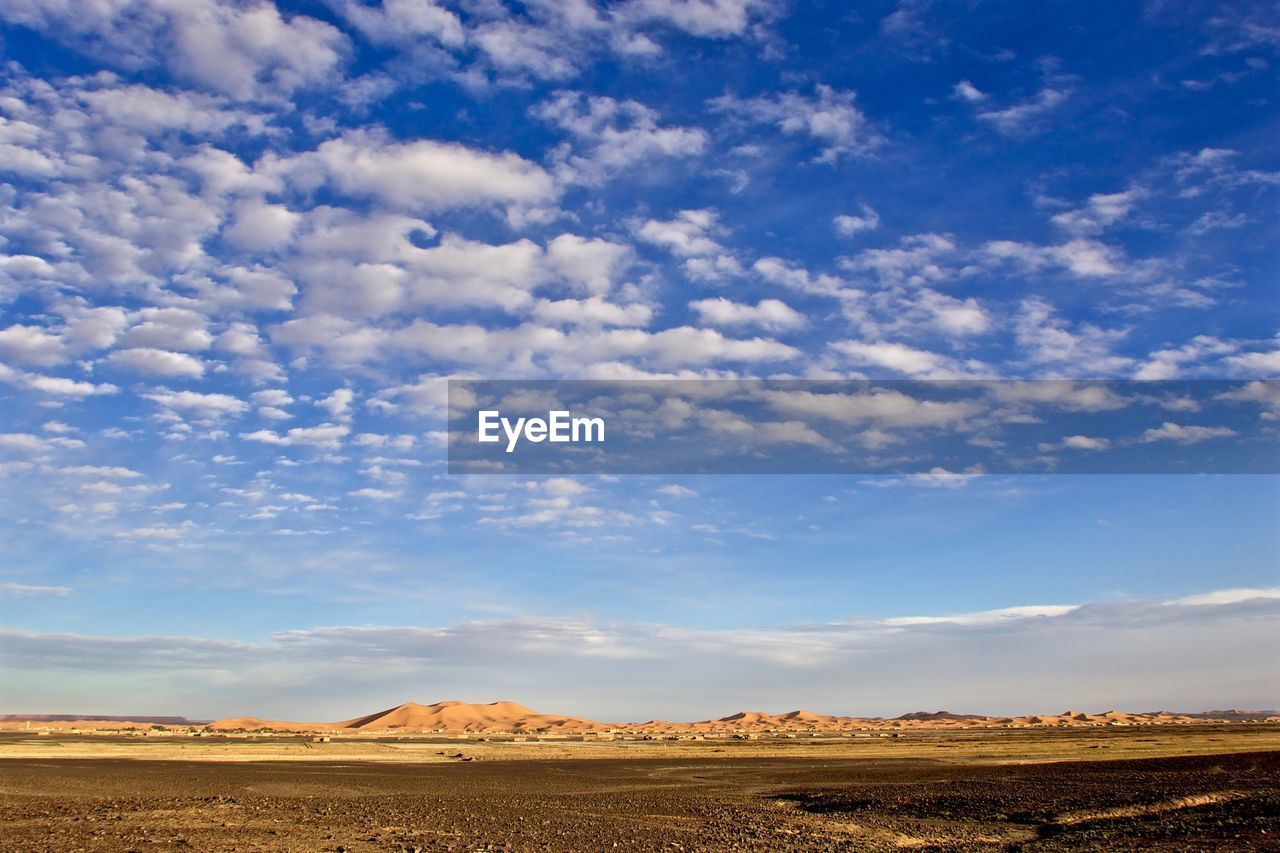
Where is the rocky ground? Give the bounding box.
[1,743,1277,850]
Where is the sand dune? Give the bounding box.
[205,701,603,734]
[206,716,333,733]
[199,704,1280,735]
[7,702,1276,735]
[335,701,603,733]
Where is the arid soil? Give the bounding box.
[1,731,1277,851]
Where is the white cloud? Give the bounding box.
[0,0,350,100]
[544,234,633,295]
[316,388,355,420]
[352,433,415,450]
[1050,189,1145,236]
[618,0,777,38]
[222,198,300,252]
[879,0,945,54]
[473,21,579,81]
[542,477,590,497]
[924,291,990,336]
[683,254,746,283]
[75,80,267,137]
[1140,422,1237,444]
[58,465,144,478]
[1217,379,1280,417]
[689,297,805,331]
[348,486,400,500]
[287,130,557,216]
[54,304,129,351]
[0,433,51,453]
[987,381,1127,414]
[143,388,248,421]
[886,604,1076,626]
[827,273,993,341]
[329,0,464,47]
[712,84,880,163]
[286,215,632,317]
[250,388,293,407]
[114,525,186,540]
[1170,147,1280,198]
[635,209,742,282]
[753,257,847,298]
[1062,435,1110,451]
[1135,336,1238,380]
[390,320,800,372]
[534,91,707,184]
[1186,210,1250,235]
[4,591,1275,719]
[118,308,213,352]
[532,297,653,328]
[275,307,803,373]
[194,267,298,313]
[105,348,206,378]
[0,363,119,398]
[403,235,546,312]
[636,209,724,256]
[762,388,984,430]
[1173,588,1280,606]
[270,315,390,368]
[840,233,958,286]
[1225,346,1280,376]
[1013,298,1134,375]
[830,340,953,377]
[0,324,67,366]
[905,467,983,488]
[241,423,350,449]
[833,204,880,236]
[213,322,285,384]
[951,80,986,102]
[0,582,71,597]
[978,86,1071,135]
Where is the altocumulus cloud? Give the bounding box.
[0,0,1277,725]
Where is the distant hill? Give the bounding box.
[0,714,206,725]
[1180,710,1279,722]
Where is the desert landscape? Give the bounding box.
[6,699,1277,738]
[2,700,1279,850]
[2,0,1277,851]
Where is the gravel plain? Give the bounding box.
[2,729,1278,851]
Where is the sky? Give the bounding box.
[0,0,1277,722]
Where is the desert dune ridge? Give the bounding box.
[4,701,1277,735]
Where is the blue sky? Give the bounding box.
[0,0,1277,720]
